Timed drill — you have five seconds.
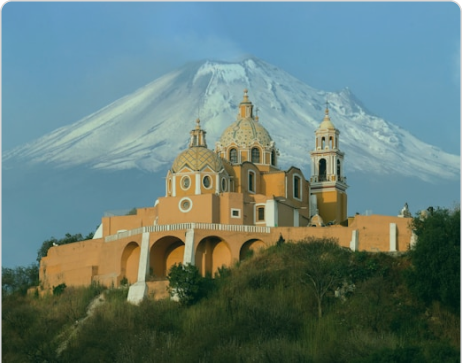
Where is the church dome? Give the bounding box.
[172,147,223,173]
[219,118,273,148]
[318,105,336,130]
[218,89,273,148]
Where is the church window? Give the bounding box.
[203,175,211,189]
[193,135,198,146]
[322,137,326,149]
[181,176,191,190]
[248,170,256,193]
[179,197,193,213]
[319,159,327,181]
[337,160,341,178]
[329,137,333,149]
[294,175,301,199]
[251,147,260,163]
[230,148,238,163]
[271,150,276,166]
[221,178,227,192]
[231,208,241,218]
[257,207,265,221]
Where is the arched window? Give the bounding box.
[229,148,238,163]
[337,160,341,178]
[329,137,333,149]
[322,137,326,149]
[251,148,260,163]
[248,171,255,193]
[319,159,327,181]
[271,150,276,166]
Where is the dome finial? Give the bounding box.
[317,99,336,130]
[243,89,249,102]
[195,118,201,129]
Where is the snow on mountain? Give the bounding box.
[3,57,459,182]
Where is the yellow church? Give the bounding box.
[39,90,413,303]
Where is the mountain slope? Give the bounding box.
[3,57,459,182]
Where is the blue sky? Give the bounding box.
[1,2,460,268]
[2,1,460,155]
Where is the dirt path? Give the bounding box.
[56,292,106,356]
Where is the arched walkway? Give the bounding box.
[240,239,267,260]
[195,236,231,277]
[150,236,185,278]
[121,242,140,285]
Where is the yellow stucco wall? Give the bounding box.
[39,214,413,295]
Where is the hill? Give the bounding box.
[3,240,459,363]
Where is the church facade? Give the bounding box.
[39,90,413,303]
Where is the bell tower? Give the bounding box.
[310,102,348,224]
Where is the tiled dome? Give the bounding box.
[218,89,273,148]
[172,147,223,173]
[219,118,273,148]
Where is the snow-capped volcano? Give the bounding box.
[3,57,459,182]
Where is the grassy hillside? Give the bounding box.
[3,240,460,363]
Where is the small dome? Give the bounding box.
[172,147,223,173]
[219,118,273,148]
[318,106,336,130]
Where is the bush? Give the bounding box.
[167,264,206,306]
[53,283,67,296]
[406,207,460,314]
[2,263,39,296]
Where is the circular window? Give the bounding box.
[179,197,193,213]
[203,175,211,189]
[221,178,227,192]
[181,176,191,190]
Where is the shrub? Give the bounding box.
[406,207,460,314]
[167,263,204,306]
[53,283,67,296]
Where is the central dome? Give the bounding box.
[218,89,273,148]
[219,118,273,147]
[172,147,223,173]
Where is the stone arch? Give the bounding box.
[240,239,267,260]
[150,236,185,278]
[121,242,140,285]
[195,236,232,277]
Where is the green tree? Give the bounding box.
[2,263,39,296]
[167,263,204,306]
[298,238,351,318]
[406,207,460,314]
